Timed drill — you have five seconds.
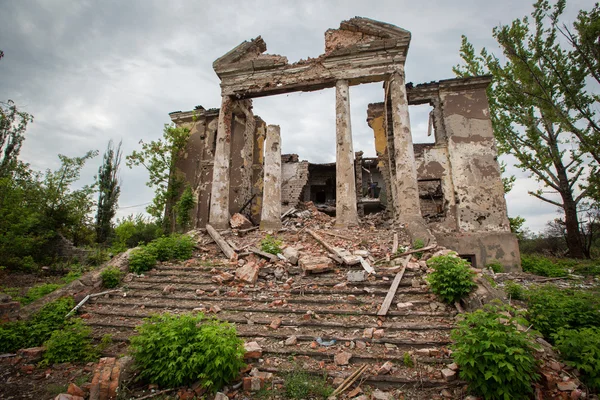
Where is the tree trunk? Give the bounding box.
[561,192,584,258]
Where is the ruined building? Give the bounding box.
[169,17,521,271]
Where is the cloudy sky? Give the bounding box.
[0,0,592,232]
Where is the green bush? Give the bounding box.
[284,370,332,399]
[451,303,540,400]
[426,254,477,304]
[413,238,425,259]
[111,214,163,253]
[62,271,82,284]
[42,320,96,365]
[130,313,245,391]
[525,285,600,338]
[554,327,600,390]
[521,254,567,277]
[86,248,109,266]
[260,235,282,255]
[146,234,194,262]
[486,261,504,273]
[19,283,63,305]
[504,281,525,300]
[0,297,75,352]
[128,247,157,274]
[100,266,122,288]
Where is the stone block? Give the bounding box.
[334,351,352,366]
[347,270,366,282]
[230,213,253,229]
[244,341,262,359]
[236,262,259,284]
[283,247,299,265]
[441,368,456,382]
[299,255,333,273]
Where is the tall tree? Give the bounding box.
[96,140,122,244]
[126,124,190,228]
[1,100,34,177]
[454,0,599,258]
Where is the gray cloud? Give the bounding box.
[0,0,591,227]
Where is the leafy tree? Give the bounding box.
[126,124,190,227]
[175,185,195,231]
[0,100,34,177]
[95,140,122,244]
[454,0,599,258]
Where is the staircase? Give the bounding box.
[81,229,462,399]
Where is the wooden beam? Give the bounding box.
[392,232,399,254]
[206,224,236,259]
[306,229,360,265]
[377,266,407,316]
[375,244,437,264]
[248,247,278,262]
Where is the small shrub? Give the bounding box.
[554,327,600,390]
[413,238,425,259]
[111,214,163,254]
[426,254,477,304]
[451,303,540,400]
[260,235,282,255]
[486,261,503,273]
[62,271,82,284]
[403,352,414,368]
[86,248,109,266]
[525,285,600,338]
[130,313,245,391]
[147,234,194,262]
[42,320,97,365]
[504,281,525,301]
[0,321,28,352]
[284,370,332,399]
[20,283,63,305]
[176,185,195,230]
[128,247,157,274]
[100,266,122,288]
[521,254,567,277]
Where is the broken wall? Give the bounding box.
[281,154,309,212]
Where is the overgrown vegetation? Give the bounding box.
[129,313,245,391]
[504,281,525,301]
[524,285,600,338]
[147,234,194,262]
[486,261,503,273]
[128,247,157,275]
[426,254,477,304]
[100,266,122,288]
[554,327,600,390]
[95,140,122,245]
[520,254,568,277]
[260,235,283,255]
[18,283,63,305]
[403,352,414,368]
[110,214,163,254]
[175,185,195,231]
[283,370,332,399]
[42,319,97,365]
[451,303,540,400]
[0,297,74,352]
[413,238,425,259]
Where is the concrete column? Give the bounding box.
[389,69,421,216]
[259,125,282,231]
[208,95,234,229]
[389,68,434,243]
[335,80,359,228]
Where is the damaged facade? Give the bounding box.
[168,17,520,271]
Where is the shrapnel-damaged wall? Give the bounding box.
[169,102,261,228]
[368,76,520,271]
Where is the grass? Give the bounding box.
[284,370,332,399]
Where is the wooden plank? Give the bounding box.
[357,256,376,275]
[392,232,399,254]
[206,224,236,259]
[377,266,407,316]
[248,247,278,262]
[375,244,437,264]
[307,229,360,265]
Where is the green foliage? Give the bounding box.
[100,266,122,288]
[403,352,414,368]
[413,238,425,259]
[86,248,109,266]
[521,254,568,277]
[504,281,525,301]
[426,255,477,304]
[129,313,245,391]
[0,100,34,177]
[62,271,81,284]
[128,247,157,274]
[19,283,62,305]
[0,296,75,352]
[509,216,527,240]
[451,303,540,400]
[453,0,598,259]
[147,234,194,262]
[95,140,122,244]
[175,185,195,231]
[284,370,332,399]
[525,285,600,338]
[111,214,163,253]
[260,235,283,255]
[126,124,190,223]
[554,327,600,390]
[42,319,96,365]
[486,261,504,273]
